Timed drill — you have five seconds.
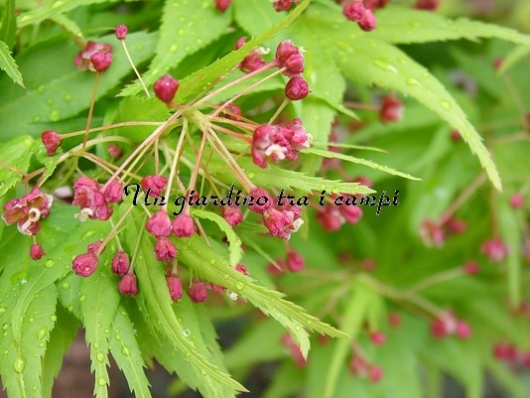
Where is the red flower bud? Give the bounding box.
[141,175,167,197]
[115,24,128,40]
[72,252,98,277]
[153,74,179,103]
[463,261,479,275]
[247,187,274,214]
[104,181,123,203]
[171,213,195,238]
[235,263,249,275]
[108,144,123,160]
[87,240,105,254]
[146,210,172,238]
[455,321,471,339]
[167,275,183,301]
[215,0,232,12]
[286,251,304,272]
[30,243,45,260]
[415,0,439,10]
[111,251,130,276]
[154,237,177,262]
[188,281,208,303]
[119,273,138,296]
[90,52,112,72]
[285,76,309,100]
[41,130,62,156]
[370,331,386,345]
[510,193,524,209]
[380,94,403,124]
[222,206,243,227]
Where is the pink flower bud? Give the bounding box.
[119,273,138,296]
[188,281,208,303]
[72,252,99,277]
[30,243,45,260]
[115,24,128,40]
[481,237,509,263]
[240,51,265,73]
[87,240,105,254]
[235,263,249,275]
[286,251,304,272]
[343,2,366,21]
[273,0,292,12]
[141,175,167,197]
[357,8,376,31]
[446,217,467,234]
[463,261,480,275]
[455,321,471,339]
[419,219,444,247]
[171,213,195,238]
[154,237,177,262]
[215,0,232,12]
[388,312,401,328]
[285,76,309,100]
[111,251,130,276]
[369,366,383,383]
[153,74,179,103]
[41,130,61,156]
[276,40,299,65]
[90,52,112,72]
[283,53,305,76]
[103,181,123,203]
[146,210,172,238]
[430,311,456,339]
[108,144,123,160]
[338,205,363,224]
[370,331,386,345]
[222,206,243,227]
[167,275,183,301]
[247,187,274,214]
[510,193,524,209]
[380,94,403,124]
[315,205,344,231]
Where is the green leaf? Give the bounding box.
[333,35,501,190]
[16,0,124,27]
[174,0,310,103]
[35,142,60,184]
[498,199,522,306]
[373,7,530,47]
[499,45,530,74]
[175,234,347,359]
[233,0,284,37]
[191,209,243,266]
[303,147,420,181]
[0,32,157,139]
[120,0,231,97]
[0,40,24,87]
[41,307,80,398]
[80,265,121,398]
[0,0,16,48]
[49,14,84,38]
[323,279,376,398]
[108,307,152,398]
[0,135,34,198]
[125,212,246,396]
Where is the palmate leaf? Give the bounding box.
[0,135,34,199]
[109,306,152,398]
[332,35,501,190]
[120,0,231,97]
[372,6,530,47]
[0,40,23,86]
[175,0,310,104]
[191,209,243,266]
[175,234,347,359]
[79,263,120,398]
[123,211,245,397]
[0,32,157,139]
[303,147,420,181]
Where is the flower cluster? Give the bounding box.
[343,1,377,31]
[251,119,312,168]
[430,311,471,339]
[72,177,123,221]
[74,41,113,72]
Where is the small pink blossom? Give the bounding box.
[171,213,195,238]
[72,252,98,277]
[74,41,113,72]
[167,275,183,301]
[146,210,172,238]
[41,130,61,156]
[111,251,130,276]
[153,75,179,103]
[30,243,45,260]
[188,281,208,303]
[119,273,138,296]
[141,175,167,197]
[481,237,509,263]
[154,237,177,262]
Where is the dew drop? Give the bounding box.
[0,306,5,316]
[121,346,130,356]
[223,274,229,280]
[115,334,121,341]
[98,378,107,386]
[439,100,451,110]
[210,259,216,265]
[14,356,26,373]
[36,85,45,94]
[79,295,86,302]
[44,260,54,269]
[373,59,398,73]
[178,29,185,36]
[235,282,244,291]
[32,385,37,391]
[62,282,70,290]
[28,317,34,323]
[52,0,65,9]
[37,326,48,340]
[182,329,191,338]
[49,110,60,122]
[104,329,109,335]
[38,342,45,348]
[63,94,72,102]
[406,77,420,86]
[2,324,8,331]
[201,370,207,375]
[136,44,144,51]
[32,116,42,123]
[248,173,256,179]
[169,44,178,53]
[67,306,74,312]
[96,352,105,362]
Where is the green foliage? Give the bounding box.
[1,1,530,397]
